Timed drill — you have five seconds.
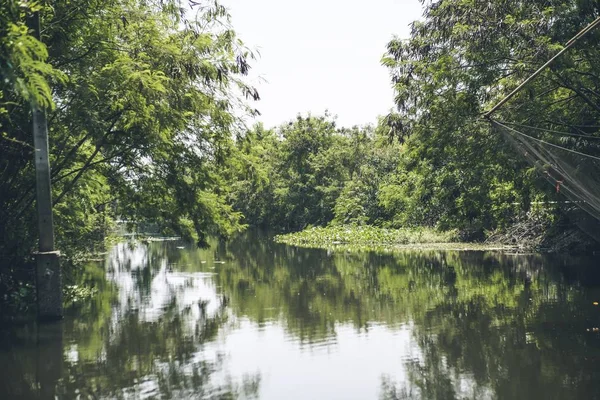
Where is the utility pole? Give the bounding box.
[29,11,62,321]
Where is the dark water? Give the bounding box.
[2,232,600,399]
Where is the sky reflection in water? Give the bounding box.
[2,232,600,399]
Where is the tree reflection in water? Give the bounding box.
[1,231,600,399]
[1,239,261,400]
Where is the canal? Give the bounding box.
[2,232,600,399]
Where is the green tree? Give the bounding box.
[381,0,600,238]
[274,114,345,230]
[230,113,354,232]
[0,0,258,313]
[333,122,401,226]
[228,123,280,228]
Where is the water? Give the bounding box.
[2,232,600,399]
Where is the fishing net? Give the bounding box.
[492,120,600,242]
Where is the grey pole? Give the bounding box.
[29,11,63,320]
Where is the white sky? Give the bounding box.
[219,0,423,128]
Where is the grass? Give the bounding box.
[274,225,460,247]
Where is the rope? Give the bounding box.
[495,121,600,140]
[484,16,600,117]
[491,120,600,162]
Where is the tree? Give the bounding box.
[333,123,401,226]
[230,114,355,232]
[0,0,258,313]
[381,0,600,238]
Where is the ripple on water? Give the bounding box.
[4,239,600,400]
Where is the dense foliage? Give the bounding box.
[0,0,257,314]
[227,114,402,232]
[225,0,600,242]
[380,0,600,238]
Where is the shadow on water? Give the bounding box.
[1,229,600,399]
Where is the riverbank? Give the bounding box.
[274,224,599,253]
[275,226,458,246]
[274,226,515,252]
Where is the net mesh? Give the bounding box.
[492,120,600,242]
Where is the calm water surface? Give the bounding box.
[2,232,600,399]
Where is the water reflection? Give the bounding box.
[1,231,600,399]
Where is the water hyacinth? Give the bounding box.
[275,226,459,247]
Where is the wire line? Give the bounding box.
[495,120,600,140]
[483,16,600,117]
[491,120,600,162]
